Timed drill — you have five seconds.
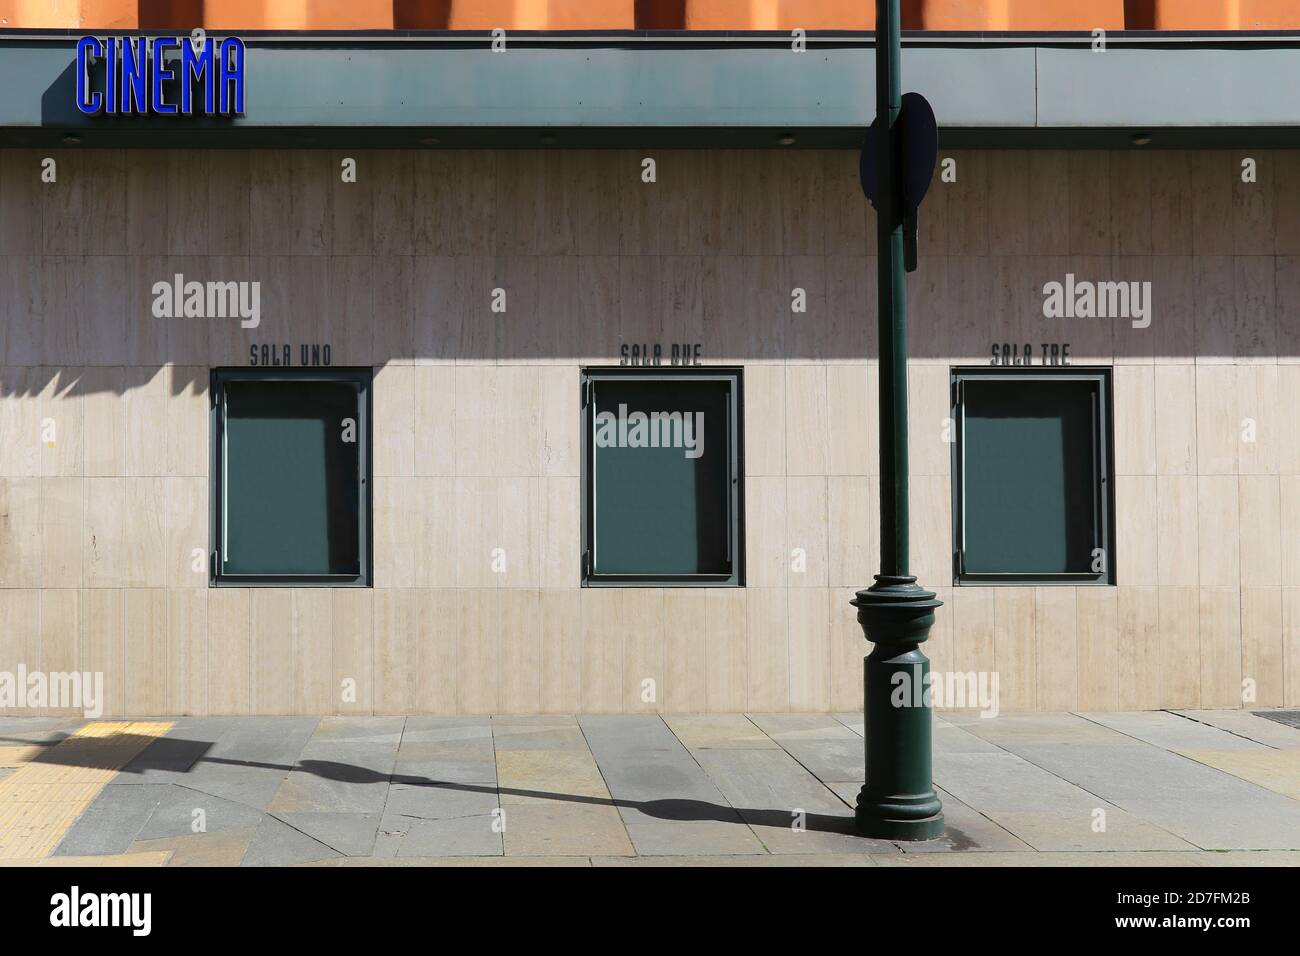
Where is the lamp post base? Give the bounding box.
[852,575,945,842]
[854,798,946,841]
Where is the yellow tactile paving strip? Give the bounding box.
[0,722,172,860]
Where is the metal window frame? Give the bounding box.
[209,366,373,587]
[580,366,744,588]
[950,366,1115,587]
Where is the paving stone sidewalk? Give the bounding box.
[3,709,1300,866]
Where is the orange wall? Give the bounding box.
[1137,0,1300,30]
[1,0,1296,30]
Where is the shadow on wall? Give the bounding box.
[634,0,687,30]
[138,0,205,29]
[38,62,80,131]
[392,1,452,29]
[1123,0,1156,29]
[1,146,1297,404]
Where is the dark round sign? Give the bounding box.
[899,91,938,210]
[858,91,939,212]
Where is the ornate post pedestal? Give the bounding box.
[852,576,944,840]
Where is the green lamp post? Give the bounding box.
[851,0,945,841]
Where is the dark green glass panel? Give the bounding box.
[962,379,1097,574]
[592,379,731,576]
[223,380,361,576]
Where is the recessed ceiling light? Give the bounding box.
[420,135,440,146]
[1130,132,1151,146]
[62,134,81,145]
[778,133,796,146]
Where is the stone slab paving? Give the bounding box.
[501,803,634,857]
[129,829,256,867]
[824,780,1033,853]
[690,747,896,854]
[933,718,1009,755]
[953,712,1300,850]
[303,855,593,867]
[832,713,865,736]
[746,714,866,785]
[492,715,590,752]
[0,710,1293,865]
[380,813,503,858]
[933,749,1197,851]
[1175,710,1300,749]
[748,715,858,739]
[393,717,498,785]
[592,853,879,867]
[240,814,343,867]
[661,714,779,750]
[0,718,80,745]
[623,820,766,855]
[1254,710,1300,730]
[495,716,632,857]
[579,715,744,825]
[272,811,382,857]
[133,783,266,840]
[909,787,1034,853]
[51,782,170,857]
[1078,711,1272,753]
[175,717,318,809]
[1172,750,1300,801]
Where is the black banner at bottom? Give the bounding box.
[5,863,1279,942]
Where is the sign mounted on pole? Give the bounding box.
[859,90,938,272]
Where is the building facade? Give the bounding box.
[2,8,1300,717]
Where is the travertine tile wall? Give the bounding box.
[1,148,1299,715]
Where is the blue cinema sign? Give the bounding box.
[76,35,245,116]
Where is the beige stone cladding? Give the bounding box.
[1,148,1298,714]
